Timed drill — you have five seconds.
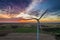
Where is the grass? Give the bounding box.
[0,28,60,34]
[13,28,37,33]
[42,28,60,34]
[0,27,38,33]
[0,27,60,33]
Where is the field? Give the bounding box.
[0,23,60,40]
[0,23,60,33]
[0,33,55,40]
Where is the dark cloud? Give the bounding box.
[0,0,32,9]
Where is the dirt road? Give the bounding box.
[0,33,55,40]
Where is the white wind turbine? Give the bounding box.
[29,9,48,40]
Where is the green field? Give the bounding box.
[0,23,60,34]
[0,27,37,33]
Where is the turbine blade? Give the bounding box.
[39,9,48,19]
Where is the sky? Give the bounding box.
[0,0,60,23]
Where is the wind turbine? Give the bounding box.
[15,9,48,40]
[30,9,48,40]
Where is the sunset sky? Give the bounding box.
[0,0,60,23]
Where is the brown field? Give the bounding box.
[0,33,55,40]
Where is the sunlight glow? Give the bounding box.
[16,12,31,19]
[16,12,40,19]
[0,14,11,18]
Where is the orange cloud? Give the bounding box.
[0,14,11,18]
[18,18,60,23]
[18,19,37,23]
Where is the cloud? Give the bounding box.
[0,0,32,13]
[0,14,11,18]
[25,0,42,13]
